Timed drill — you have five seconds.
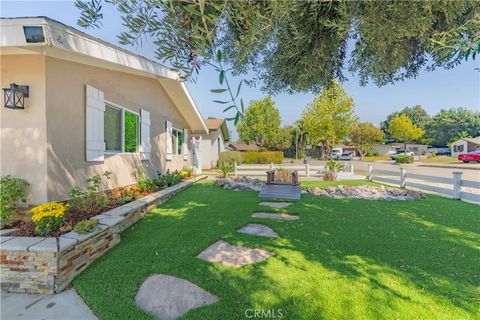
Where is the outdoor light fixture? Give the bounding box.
[3,83,29,109]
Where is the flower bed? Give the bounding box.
[0,175,206,294]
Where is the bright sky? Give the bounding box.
[2,0,479,139]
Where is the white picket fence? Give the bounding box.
[367,165,480,203]
[234,162,355,178]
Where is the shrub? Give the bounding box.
[323,160,345,181]
[31,202,69,235]
[396,155,414,163]
[430,151,437,157]
[0,175,29,228]
[179,166,193,178]
[156,170,183,188]
[218,151,243,166]
[218,162,234,177]
[73,219,99,234]
[136,171,157,193]
[242,151,284,164]
[69,171,111,213]
[373,152,380,156]
[275,168,291,182]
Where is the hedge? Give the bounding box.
[218,151,243,165]
[242,151,284,164]
[395,155,414,164]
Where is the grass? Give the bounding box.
[362,155,392,161]
[74,180,479,320]
[419,156,460,164]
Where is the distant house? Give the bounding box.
[193,118,230,169]
[227,142,259,152]
[373,143,429,156]
[450,137,480,158]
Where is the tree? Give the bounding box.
[425,108,480,146]
[264,127,293,151]
[236,96,281,148]
[301,81,357,159]
[75,0,479,93]
[350,123,384,159]
[381,105,430,142]
[387,114,425,150]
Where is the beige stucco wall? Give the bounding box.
[197,129,225,169]
[0,54,48,204]
[45,56,190,201]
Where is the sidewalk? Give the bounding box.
[1,288,97,320]
[417,162,480,171]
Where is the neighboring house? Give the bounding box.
[194,118,230,169]
[0,17,208,204]
[335,144,358,156]
[227,142,259,152]
[450,137,480,158]
[373,143,429,156]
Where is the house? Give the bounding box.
[0,17,208,204]
[450,137,480,158]
[227,142,259,152]
[193,118,230,169]
[372,143,429,156]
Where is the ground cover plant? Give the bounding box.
[74,180,479,319]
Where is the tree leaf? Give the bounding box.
[216,49,222,63]
[213,100,230,104]
[219,70,225,85]
[240,98,245,114]
[223,105,236,112]
[225,117,235,121]
[211,89,227,93]
[184,5,203,17]
[234,111,240,125]
[235,80,243,98]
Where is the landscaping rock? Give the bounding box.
[259,202,292,208]
[238,224,279,238]
[135,274,218,320]
[216,177,265,192]
[197,240,273,267]
[251,212,300,221]
[306,185,424,200]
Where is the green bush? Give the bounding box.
[396,155,414,163]
[218,151,243,166]
[73,219,99,234]
[69,171,111,213]
[242,151,284,164]
[156,170,183,188]
[373,152,380,156]
[136,171,158,193]
[218,162,234,177]
[0,175,29,228]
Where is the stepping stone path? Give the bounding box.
[197,240,273,268]
[251,212,300,221]
[238,224,279,238]
[259,201,292,209]
[135,274,218,320]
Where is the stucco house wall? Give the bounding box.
[0,54,48,204]
[199,129,225,169]
[450,138,480,158]
[45,56,191,201]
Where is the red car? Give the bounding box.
[458,150,480,163]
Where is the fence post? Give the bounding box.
[270,163,274,171]
[367,165,373,181]
[306,163,310,178]
[234,162,237,177]
[400,168,407,188]
[350,163,354,174]
[452,172,462,200]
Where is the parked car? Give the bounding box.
[332,148,342,160]
[390,150,414,160]
[457,150,480,163]
[339,152,353,160]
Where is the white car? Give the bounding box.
[339,152,353,160]
[332,150,342,160]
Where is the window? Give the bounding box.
[457,145,464,152]
[23,26,45,43]
[104,103,139,153]
[172,128,183,155]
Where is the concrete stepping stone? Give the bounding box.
[251,212,299,221]
[259,201,292,209]
[197,240,272,268]
[238,224,279,238]
[135,274,218,320]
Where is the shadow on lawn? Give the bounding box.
[74,182,479,319]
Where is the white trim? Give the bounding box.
[104,100,140,154]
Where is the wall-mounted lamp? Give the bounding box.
[3,83,29,109]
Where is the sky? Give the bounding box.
[2,0,479,139]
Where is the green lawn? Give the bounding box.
[74,180,479,320]
[418,156,460,164]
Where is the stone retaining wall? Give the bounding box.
[0,176,205,294]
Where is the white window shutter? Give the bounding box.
[182,129,189,160]
[166,120,173,160]
[140,109,151,160]
[85,85,105,162]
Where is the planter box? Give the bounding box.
[0,176,206,294]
